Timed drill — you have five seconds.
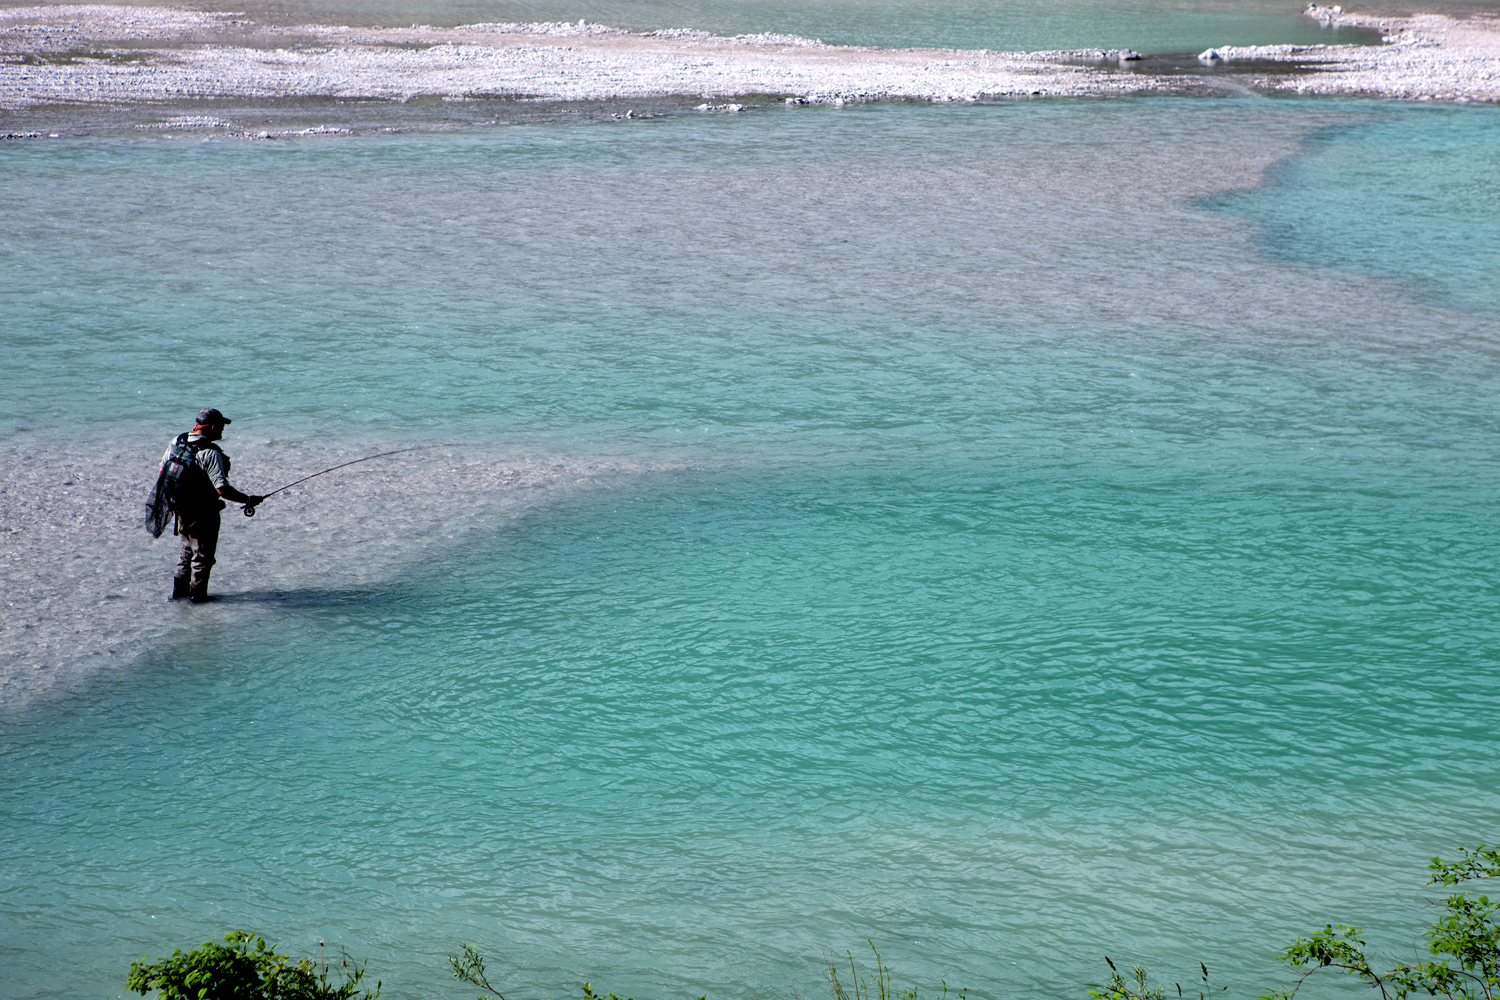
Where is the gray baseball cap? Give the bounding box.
[195,408,231,425]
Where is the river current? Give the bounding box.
[2,1,1499,997]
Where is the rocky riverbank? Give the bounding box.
[1,3,1497,113]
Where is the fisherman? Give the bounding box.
[150,408,264,603]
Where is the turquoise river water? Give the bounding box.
[3,2,1500,998]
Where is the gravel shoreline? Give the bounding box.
[1,3,1497,112]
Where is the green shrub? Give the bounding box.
[127,931,379,1000]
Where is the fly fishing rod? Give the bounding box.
[243,445,435,517]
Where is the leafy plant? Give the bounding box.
[127,931,379,1000]
[1261,844,1500,1000]
[1088,956,1224,1000]
[451,943,508,1000]
[827,940,967,1000]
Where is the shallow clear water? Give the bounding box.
[3,95,1500,1000]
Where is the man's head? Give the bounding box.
[193,407,231,440]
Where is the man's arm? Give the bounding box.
[199,449,264,506]
[217,484,263,505]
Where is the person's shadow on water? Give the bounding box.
[215,587,391,608]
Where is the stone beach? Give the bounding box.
[1,3,1497,112]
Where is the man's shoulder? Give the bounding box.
[193,440,226,464]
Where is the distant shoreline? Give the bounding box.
[1,3,1497,115]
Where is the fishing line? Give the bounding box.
[243,445,436,517]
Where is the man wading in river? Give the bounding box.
[145,408,264,603]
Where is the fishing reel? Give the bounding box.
[243,503,258,517]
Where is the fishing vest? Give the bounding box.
[161,433,228,516]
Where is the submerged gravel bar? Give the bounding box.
[0,435,663,704]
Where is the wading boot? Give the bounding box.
[169,577,191,602]
[189,568,214,604]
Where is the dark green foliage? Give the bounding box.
[127,931,379,1000]
[1261,844,1500,1000]
[827,941,967,1000]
